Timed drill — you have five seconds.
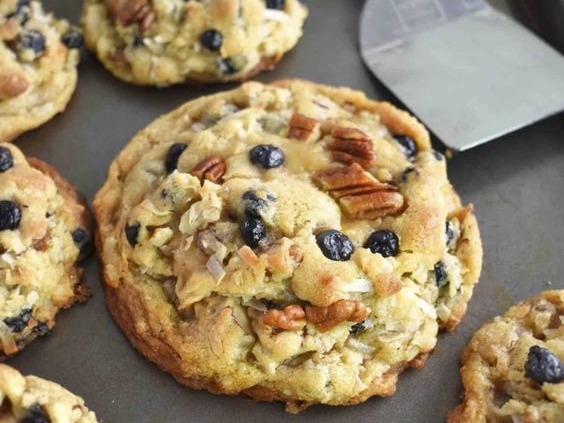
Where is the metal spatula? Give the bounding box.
[359,0,564,152]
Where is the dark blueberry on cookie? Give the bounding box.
[365,230,399,258]
[18,30,46,58]
[32,321,51,336]
[71,228,90,260]
[165,143,188,174]
[200,29,223,51]
[316,230,354,261]
[394,135,417,159]
[240,217,266,249]
[4,309,32,333]
[350,322,366,335]
[16,0,31,12]
[125,222,141,247]
[242,190,275,218]
[525,345,564,385]
[21,404,50,423]
[250,145,285,169]
[61,30,83,49]
[434,261,448,287]
[266,0,285,9]
[132,35,145,47]
[217,57,238,75]
[445,221,454,246]
[0,146,14,172]
[0,200,22,231]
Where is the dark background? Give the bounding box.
[8,1,564,421]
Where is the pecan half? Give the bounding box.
[0,69,29,100]
[327,126,375,169]
[288,113,319,141]
[314,163,405,219]
[305,300,368,332]
[260,304,306,331]
[190,156,226,183]
[0,18,20,41]
[106,0,154,33]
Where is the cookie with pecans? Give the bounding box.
[93,80,482,412]
[81,0,307,86]
[0,144,92,359]
[449,290,564,423]
[0,364,99,422]
[0,0,82,142]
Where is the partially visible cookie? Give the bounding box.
[448,290,564,422]
[0,0,82,142]
[0,364,99,422]
[81,0,308,86]
[0,144,91,359]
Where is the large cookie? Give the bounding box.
[0,144,91,359]
[449,290,564,422]
[93,80,482,412]
[0,364,98,422]
[0,0,82,142]
[81,0,307,86]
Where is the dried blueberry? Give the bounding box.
[217,57,238,75]
[350,322,366,335]
[71,228,90,260]
[394,135,417,159]
[266,0,285,9]
[0,146,14,173]
[242,190,275,218]
[61,30,83,49]
[132,35,145,47]
[249,145,285,169]
[32,321,51,336]
[525,345,564,385]
[316,230,354,261]
[365,230,399,258]
[165,143,187,174]
[240,217,266,248]
[125,222,141,247]
[401,167,418,183]
[200,29,223,51]
[16,0,31,12]
[0,200,21,231]
[434,261,448,287]
[18,30,46,57]
[21,404,50,423]
[445,221,454,246]
[4,309,32,333]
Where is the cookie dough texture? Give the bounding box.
[94,80,482,412]
[0,0,81,142]
[81,0,308,86]
[0,144,91,359]
[0,364,98,422]
[449,291,564,423]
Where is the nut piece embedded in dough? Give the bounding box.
[327,126,375,169]
[288,113,319,141]
[260,305,306,331]
[0,69,29,100]
[305,300,368,332]
[190,156,227,183]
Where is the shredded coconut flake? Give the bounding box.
[263,9,289,22]
[346,338,376,355]
[416,298,437,319]
[206,255,225,282]
[242,298,267,312]
[341,278,373,293]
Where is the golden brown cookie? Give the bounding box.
[0,0,82,142]
[94,80,482,412]
[81,0,307,86]
[0,364,99,422]
[0,144,92,359]
[449,290,564,423]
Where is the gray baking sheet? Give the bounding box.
[7,1,564,421]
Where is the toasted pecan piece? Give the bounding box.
[0,18,20,41]
[106,0,154,32]
[288,113,319,141]
[0,69,29,100]
[260,305,306,331]
[327,126,375,169]
[305,300,368,332]
[190,156,226,183]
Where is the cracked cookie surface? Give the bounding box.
[449,290,564,423]
[0,144,91,359]
[0,364,98,422]
[0,0,81,142]
[93,80,482,412]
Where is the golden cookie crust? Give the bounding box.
[81,0,307,86]
[0,0,81,142]
[0,144,91,359]
[94,80,482,411]
[0,364,98,422]
[449,290,564,423]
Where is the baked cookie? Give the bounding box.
[0,144,91,359]
[0,0,82,143]
[93,80,482,412]
[81,0,307,86]
[0,364,99,422]
[448,290,564,423]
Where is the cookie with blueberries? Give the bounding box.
[0,144,92,359]
[0,0,82,142]
[0,364,99,422]
[93,80,482,412]
[81,0,307,86]
[449,290,564,422]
